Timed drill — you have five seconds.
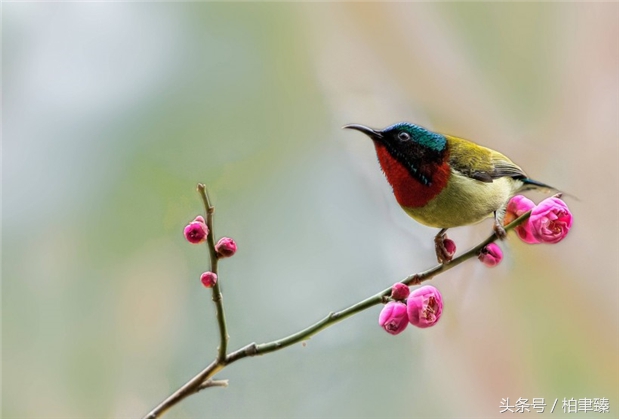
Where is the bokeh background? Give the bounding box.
[3,3,618,418]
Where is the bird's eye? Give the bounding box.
[398,132,410,141]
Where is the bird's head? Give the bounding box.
[344,122,448,186]
[344,122,447,159]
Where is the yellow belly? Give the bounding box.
[402,170,523,228]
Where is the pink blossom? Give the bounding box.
[530,197,573,244]
[200,271,218,288]
[215,237,237,258]
[184,220,209,244]
[478,243,503,267]
[505,195,538,244]
[390,283,410,300]
[443,238,456,258]
[378,301,409,335]
[407,285,443,328]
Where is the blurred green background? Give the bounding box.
[3,3,618,418]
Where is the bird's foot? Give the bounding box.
[493,222,507,240]
[434,232,455,265]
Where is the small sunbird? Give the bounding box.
[344,122,558,264]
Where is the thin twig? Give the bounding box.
[198,379,229,390]
[197,183,229,363]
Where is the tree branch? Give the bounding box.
[143,186,533,419]
[229,210,531,360]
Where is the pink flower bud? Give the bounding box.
[200,271,218,288]
[184,220,209,244]
[443,238,456,258]
[378,301,409,335]
[215,237,237,258]
[505,195,539,244]
[391,283,410,300]
[506,195,535,219]
[478,243,503,267]
[530,197,573,244]
[193,215,206,224]
[407,285,443,328]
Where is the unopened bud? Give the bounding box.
[200,271,218,288]
[478,243,503,267]
[184,220,209,244]
[215,237,237,258]
[443,238,456,258]
[390,283,410,300]
[378,301,409,335]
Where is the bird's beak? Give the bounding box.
[342,124,383,140]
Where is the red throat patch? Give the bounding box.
[374,143,451,208]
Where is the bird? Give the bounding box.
[344,122,557,264]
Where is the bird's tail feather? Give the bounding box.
[520,178,557,192]
[520,178,579,201]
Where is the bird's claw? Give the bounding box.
[434,233,454,265]
[493,223,507,240]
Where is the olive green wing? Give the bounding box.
[444,134,527,183]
